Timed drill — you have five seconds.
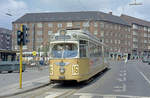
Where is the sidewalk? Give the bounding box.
[0,76,50,98]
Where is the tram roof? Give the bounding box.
[50,29,105,45]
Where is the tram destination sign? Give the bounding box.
[55,35,71,40]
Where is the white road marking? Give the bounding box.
[74,93,150,98]
[44,92,65,98]
[136,66,150,86]
[119,73,123,77]
[79,95,93,98]
[122,83,126,92]
[123,77,126,81]
[117,78,123,82]
[139,71,150,85]
[113,86,122,89]
[123,73,127,76]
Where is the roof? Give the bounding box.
[0,28,12,34]
[13,11,129,26]
[120,14,150,27]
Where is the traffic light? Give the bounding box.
[17,30,23,45]
[17,25,29,46]
[22,25,29,45]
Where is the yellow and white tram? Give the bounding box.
[49,29,109,83]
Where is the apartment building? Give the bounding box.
[0,27,12,50]
[121,14,150,58]
[12,11,131,59]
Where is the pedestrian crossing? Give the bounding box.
[43,92,150,98]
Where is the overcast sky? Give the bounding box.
[0,0,150,29]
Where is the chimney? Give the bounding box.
[109,12,112,15]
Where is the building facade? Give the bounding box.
[0,28,12,50]
[121,15,150,58]
[12,11,131,59]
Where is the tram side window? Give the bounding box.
[79,40,87,57]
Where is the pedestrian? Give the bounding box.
[125,56,128,64]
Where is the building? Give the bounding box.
[12,11,131,59]
[0,27,14,61]
[0,27,12,50]
[121,14,150,59]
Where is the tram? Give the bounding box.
[49,29,109,83]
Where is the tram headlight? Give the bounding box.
[59,67,65,74]
[50,65,53,75]
[72,65,79,75]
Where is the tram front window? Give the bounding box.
[51,43,78,58]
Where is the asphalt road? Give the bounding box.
[0,66,49,88]
[3,60,150,98]
[71,60,150,98]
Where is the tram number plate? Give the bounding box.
[72,65,79,75]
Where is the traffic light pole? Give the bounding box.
[19,25,23,89]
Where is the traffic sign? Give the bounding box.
[32,51,37,56]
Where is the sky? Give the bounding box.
[0,0,150,29]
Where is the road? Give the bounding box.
[2,60,150,98]
[0,66,49,88]
[71,60,150,98]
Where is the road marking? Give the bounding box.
[45,92,64,98]
[113,86,122,89]
[74,93,150,98]
[79,95,93,98]
[136,66,150,86]
[122,83,126,92]
[139,71,150,85]
[123,77,126,81]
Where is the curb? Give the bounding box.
[0,82,51,98]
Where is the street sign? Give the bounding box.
[32,51,37,56]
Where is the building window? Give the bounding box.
[144,27,148,31]
[94,22,98,27]
[48,30,53,35]
[37,31,42,35]
[133,31,137,36]
[37,37,43,42]
[100,22,104,28]
[48,23,53,27]
[37,23,42,28]
[57,23,63,28]
[83,22,89,27]
[133,24,138,29]
[115,40,117,44]
[144,33,147,37]
[144,40,147,43]
[128,27,131,32]
[67,22,72,27]
[105,39,109,43]
[118,40,120,44]
[133,44,138,48]
[128,42,130,46]
[94,30,98,35]
[100,31,104,37]
[128,34,131,38]
[148,28,150,32]
[133,37,138,42]
[110,40,113,43]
